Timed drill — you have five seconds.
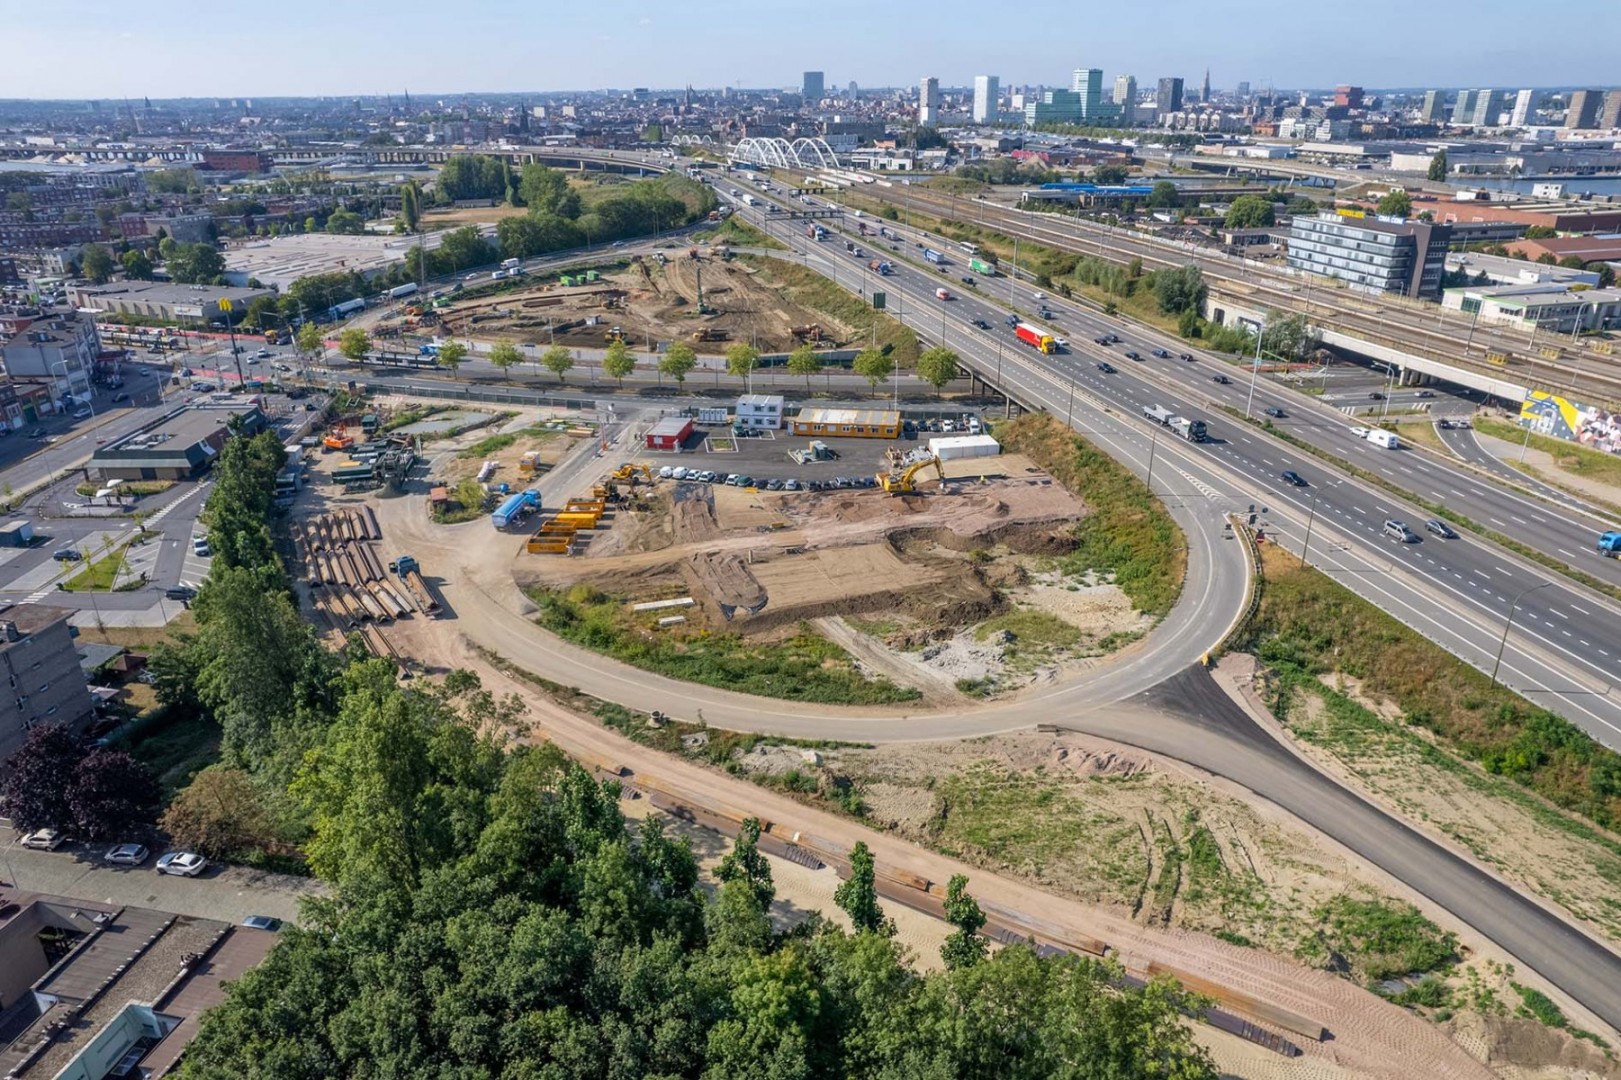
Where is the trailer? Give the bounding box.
[1366,429,1400,449]
[968,257,996,276]
[1143,404,1177,426]
[923,248,944,264]
[327,297,366,320]
[1014,322,1056,354]
[387,282,420,300]
[501,258,521,270]
[491,489,541,529]
[388,555,440,616]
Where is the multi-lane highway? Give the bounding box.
[716,187,1621,748]
[833,180,1621,404]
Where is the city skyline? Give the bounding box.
[2,0,1617,99]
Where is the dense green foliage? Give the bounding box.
[1298,895,1458,984]
[1375,190,1413,218]
[437,154,516,202]
[179,690,1216,1079]
[1223,195,1275,229]
[997,413,1186,619]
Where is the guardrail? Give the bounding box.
[1211,512,1263,661]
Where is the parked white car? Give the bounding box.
[156,851,209,877]
[20,828,65,850]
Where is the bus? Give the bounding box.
[958,242,978,255]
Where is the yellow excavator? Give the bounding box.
[612,462,654,484]
[877,455,945,495]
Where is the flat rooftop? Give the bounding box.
[71,281,274,309]
[0,602,74,637]
[222,226,497,290]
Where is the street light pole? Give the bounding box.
[1243,321,1264,419]
[1301,491,1318,561]
[1490,581,1552,687]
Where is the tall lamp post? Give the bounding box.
[1490,581,1551,687]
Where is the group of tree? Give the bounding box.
[436,154,516,203]
[174,669,1217,1078]
[1223,194,1277,230]
[954,158,1061,186]
[1374,189,1413,218]
[1152,263,1208,316]
[0,723,160,840]
[160,238,227,285]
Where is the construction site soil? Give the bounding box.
[435,251,857,355]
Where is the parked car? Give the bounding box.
[1281,470,1307,487]
[242,916,282,932]
[52,548,82,562]
[20,828,65,850]
[27,427,46,439]
[72,408,92,419]
[104,843,149,866]
[164,585,197,600]
[1425,519,1458,539]
[156,851,209,877]
[112,392,130,402]
[765,478,784,491]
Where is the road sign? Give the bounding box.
[872,292,886,310]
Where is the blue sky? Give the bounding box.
[3,0,1616,99]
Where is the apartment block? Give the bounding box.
[1287,211,1453,299]
[0,604,94,764]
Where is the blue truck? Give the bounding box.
[492,489,541,529]
[1599,531,1621,558]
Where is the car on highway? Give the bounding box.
[1096,362,1117,374]
[1281,470,1307,486]
[1152,348,1171,358]
[1124,350,1142,361]
[1263,406,1286,418]
[19,829,65,850]
[1211,374,1231,384]
[1417,390,1435,398]
[1368,391,1385,400]
[961,276,975,285]
[1425,519,1459,539]
[1349,426,1370,438]
[1094,336,1111,345]
[970,319,990,330]
[104,843,150,866]
[52,548,82,562]
[255,348,271,358]
[1031,291,1046,300]
[1382,519,1420,543]
[156,851,209,877]
[1179,353,1194,361]
[242,915,282,932]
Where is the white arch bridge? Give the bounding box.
[671,134,715,147]
[728,137,841,170]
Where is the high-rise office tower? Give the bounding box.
[1071,68,1103,119]
[1419,90,1447,123]
[1510,88,1535,127]
[1602,89,1621,130]
[1235,80,1251,99]
[972,75,999,123]
[802,71,824,102]
[1156,77,1184,114]
[1450,89,1479,126]
[1567,89,1601,129]
[919,76,940,125]
[1113,74,1137,124]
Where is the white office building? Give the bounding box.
[919,76,940,125]
[1113,74,1137,125]
[734,394,785,429]
[1071,67,1104,120]
[1510,88,1535,127]
[972,75,999,124]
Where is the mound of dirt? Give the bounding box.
[671,483,720,545]
[686,553,767,617]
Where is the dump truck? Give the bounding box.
[491,489,541,529]
[388,555,440,616]
[1014,322,1056,354]
[1169,417,1208,443]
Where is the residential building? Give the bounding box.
[1506,234,1621,265]
[90,402,266,480]
[1156,77,1184,115]
[918,77,940,126]
[0,310,97,403]
[802,71,824,103]
[734,393,784,430]
[1567,89,1601,130]
[1287,211,1453,299]
[198,149,270,172]
[1442,282,1621,334]
[1471,90,1505,127]
[1451,89,1479,126]
[1236,81,1251,99]
[1113,75,1137,125]
[1419,90,1447,123]
[1511,88,1535,127]
[1334,85,1365,109]
[972,75,999,124]
[1603,89,1621,130]
[0,605,95,762]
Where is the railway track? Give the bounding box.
[857,183,1621,405]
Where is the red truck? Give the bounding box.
[1014,322,1056,354]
